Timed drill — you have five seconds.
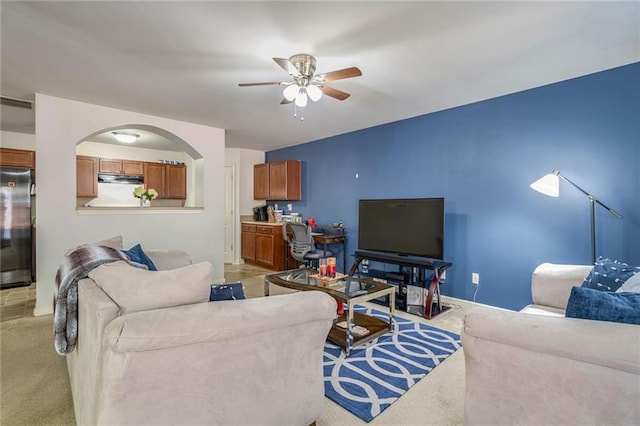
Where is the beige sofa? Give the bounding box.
[66,249,336,426]
[462,263,640,425]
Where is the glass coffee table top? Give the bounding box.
[264,268,384,300]
[265,268,396,354]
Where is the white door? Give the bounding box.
[224,165,235,264]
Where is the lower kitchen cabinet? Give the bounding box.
[241,223,290,271]
[241,224,257,262]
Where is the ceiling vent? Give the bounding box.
[0,96,33,110]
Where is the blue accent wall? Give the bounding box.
[266,63,640,310]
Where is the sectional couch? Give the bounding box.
[65,247,336,425]
[461,263,640,425]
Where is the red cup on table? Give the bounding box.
[319,264,328,277]
[328,264,336,278]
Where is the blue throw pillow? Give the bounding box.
[566,286,640,325]
[121,244,157,271]
[581,257,640,292]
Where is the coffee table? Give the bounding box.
[264,268,395,354]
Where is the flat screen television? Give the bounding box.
[358,197,444,259]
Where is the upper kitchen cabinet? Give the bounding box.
[0,148,35,169]
[254,160,301,200]
[76,156,98,197]
[143,162,165,197]
[165,164,187,199]
[99,158,144,175]
[253,163,269,200]
[143,162,186,200]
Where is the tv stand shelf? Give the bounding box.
[348,250,452,319]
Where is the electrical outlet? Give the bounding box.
[472,273,480,285]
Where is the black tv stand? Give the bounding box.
[348,250,453,319]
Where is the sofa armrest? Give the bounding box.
[67,278,121,426]
[145,249,192,270]
[461,307,640,425]
[531,263,592,310]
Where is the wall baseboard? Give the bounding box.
[33,306,53,316]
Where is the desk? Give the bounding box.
[312,230,347,273]
[283,226,347,273]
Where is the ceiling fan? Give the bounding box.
[239,53,362,115]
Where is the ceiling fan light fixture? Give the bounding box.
[111,131,139,144]
[307,84,323,102]
[283,84,299,101]
[295,88,308,107]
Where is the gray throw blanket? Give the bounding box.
[53,245,142,355]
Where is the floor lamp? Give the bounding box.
[530,170,622,264]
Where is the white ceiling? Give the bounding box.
[1,1,638,152]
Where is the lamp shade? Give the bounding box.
[283,84,299,101]
[306,84,323,102]
[530,173,560,197]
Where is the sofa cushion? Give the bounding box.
[121,244,157,271]
[581,257,640,292]
[88,261,212,314]
[566,286,640,325]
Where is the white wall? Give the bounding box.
[1,130,36,150]
[35,94,225,315]
[225,148,264,263]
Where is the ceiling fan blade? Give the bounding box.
[280,98,292,105]
[273,57,301,77]
[320,85,351,101]
[314,67,362,82]
[238,82,283,87]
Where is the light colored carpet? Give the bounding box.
[0,271,476,425]
[1,314,75,425]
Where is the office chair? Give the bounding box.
[282,222,332,268]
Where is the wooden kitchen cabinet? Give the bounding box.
[122,160,144,175]
[0,148,35,169]
[253,160,301,200]
[165,164,186,199]
[255,225,277,267]
[143,162,186,200]
[99,158,144,175]
[143,162,166,197]
[240,223,288,270]
[253,163,269,200]
[241,223,257,262]
[76,156,98,197]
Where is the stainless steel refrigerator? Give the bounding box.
[1,167,32,288]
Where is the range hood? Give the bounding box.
[98,173,144,185]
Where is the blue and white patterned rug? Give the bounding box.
[323,305,462,422]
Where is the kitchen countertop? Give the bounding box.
[77,207,203,215]
[241,220,284,226]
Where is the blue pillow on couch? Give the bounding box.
[566,286,640,325]
[581,257,640,292]
[121,244,157,271]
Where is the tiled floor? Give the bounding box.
[0,264,273,323]
[0,282,37,323]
